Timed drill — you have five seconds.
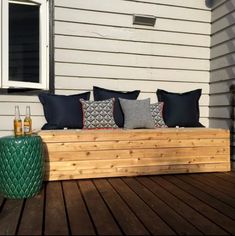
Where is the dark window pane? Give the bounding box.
[9,3,39,83]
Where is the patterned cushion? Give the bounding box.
[93,86,140,127]
[150,102,167,128]
[80,98,118,129]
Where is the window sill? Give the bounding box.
[0,88,52,96]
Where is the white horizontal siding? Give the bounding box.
[212,10,235,34]
[0,116,46,132]
[55,22,211,47]
[212,0,235,22]
[209,119,233,129]
[55,64,209,82]
[210,81,233,94]
[54,0,211,22]
[55,35,210,59]
[54,0,211,127]
[0,95,39,102]
[0,95,45,136]
[210,0,234,136]
[55,76,209,93]
[211,67,235,82]
[126,0,211,10]
[211,2,235,165]
[212,0,227,10]
[0,102,43,116]
[55,50,209,71]
[55,89,210,106]
[211,54,235,71]
[55,7,210,35]
[209,107,231,119]
[211,24,235,47]
[209,94,231,107]
[211,39,235,59]
[0,0,211,137]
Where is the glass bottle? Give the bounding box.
[14,105,22,136]
[24,106,32,135]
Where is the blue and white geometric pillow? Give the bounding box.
[80,98,118,129]
[150,102,167,128]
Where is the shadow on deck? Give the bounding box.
[1,172,235,235]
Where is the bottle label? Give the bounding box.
[14,120,22,136]
[24,120,32,135]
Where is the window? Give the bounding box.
[1,0,49,90]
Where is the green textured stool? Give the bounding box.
[0,135,44,199]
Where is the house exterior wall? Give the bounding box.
[0,0,211,136]
[210,0,235,163]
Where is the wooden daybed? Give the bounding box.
[38,128,231,181]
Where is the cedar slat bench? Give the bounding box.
[38,128,231,181]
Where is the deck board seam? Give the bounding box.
[107,177,153,235]
[152,176,232,235]
[135,176,204,235]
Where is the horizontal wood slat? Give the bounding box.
[44,139,228,152]
[44,163,231,181]
[39,128,228,142]
[38,128,231,181]
[55,35,210,59]
[55,22,211,47]
[55,7,210,35]
[54,0,211,22]
[45,146,229,162]
[55,49,210,71]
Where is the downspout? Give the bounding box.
[230,84,235,169]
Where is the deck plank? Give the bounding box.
[0,195,4,210]
[94,178,150,235]
[44,182,69,235]
[176,174,235,219]
[155,176,235,235]
[62,181,95,235]
[123,177,202,235]
[79,179,122,235]
[1,174,235,236]
[139,176,227,235]
[0,199,24,235]
[17,188,45,235]
[190,174,235,198]
[226,171,235,177]
[109,178,175,235]
[187,174,235,208]
[203,174,235,190]
[215,173,235,184]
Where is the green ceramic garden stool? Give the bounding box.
[0,135,44,199]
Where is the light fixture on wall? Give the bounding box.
[133,14,156,27]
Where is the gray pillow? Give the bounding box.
[119,98,155,129]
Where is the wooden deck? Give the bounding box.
[1,172,235,235]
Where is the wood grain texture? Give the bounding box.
[38,128,231,181]
[17,189,44,235]
[1,174,235,235]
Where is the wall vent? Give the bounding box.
[133,14,156,26]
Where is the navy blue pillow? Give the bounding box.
[157,89,203,127]
[38,92,90,129]
[93,86,140,127]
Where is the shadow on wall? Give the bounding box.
[209,0,235,131]
[205,0,214,8]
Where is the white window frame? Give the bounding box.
[1,0,49,89]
